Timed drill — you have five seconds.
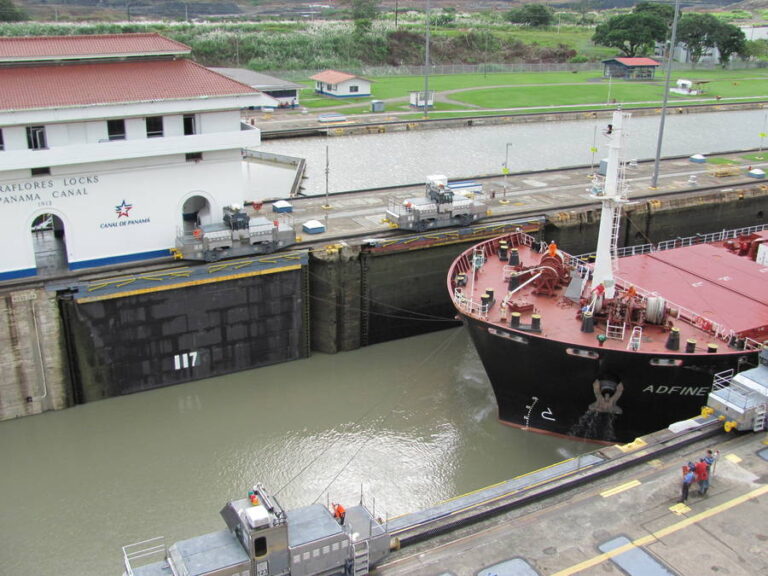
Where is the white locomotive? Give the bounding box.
[173,205,296,262]
[385,175,488,232]
[123,483,391,576]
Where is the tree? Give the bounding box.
[506,5,554,28]
[677,13,720,65]
[0,0,24,21]
[592,13,667,57]
[741,39,768,61]
[338,0,379,22]
[713,22,746,68]
[633,2,675,30]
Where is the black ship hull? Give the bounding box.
[462,314,755,443]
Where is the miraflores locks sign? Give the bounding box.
[1,175,98,203]
[1,173,151,230]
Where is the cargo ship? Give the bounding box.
[447,110,768,443]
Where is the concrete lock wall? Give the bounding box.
[310,243,363,354]
[0,286,69,420]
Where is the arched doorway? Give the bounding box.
[31,213,68,275]
[181,195,212,234]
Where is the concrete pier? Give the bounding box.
[379,429,768,576]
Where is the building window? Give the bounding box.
[107,119,126,141]
[31,167,51,176]
[0,128,4,151]
[183,114,196,136]
[186,152,203,162]
[26,126,47,150]
[349,85,359,93]
[146,116,164,138]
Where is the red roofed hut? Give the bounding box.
[310,70,371,98]
[602,57,660,80]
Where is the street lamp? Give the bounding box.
[650,0,682,189]
[502,142,513,200]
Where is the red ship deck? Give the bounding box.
[449,229,768,354]
[617,231,768,339]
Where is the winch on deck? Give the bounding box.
[122,483,391,576]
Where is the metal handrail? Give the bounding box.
[122,537,167,576]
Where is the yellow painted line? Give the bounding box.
[646,459,663,468]
[725,453,742,463]
[551,484,768,576]
[86,269,196,292]
[77,264,302,303]
[600,480,641,498]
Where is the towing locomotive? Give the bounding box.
[172,204,296,262]
[122,483,391,576]
[385,175,488,232]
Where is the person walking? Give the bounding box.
[694,459,709,495]
[680,465,695,503]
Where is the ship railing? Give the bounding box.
[574,223,768,261]
[655,224,768,251]
[122,537,168,576]
[453,287,488,318]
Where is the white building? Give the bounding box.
[211,68,303,108]
[0,33,275,281]
[310,69,371,98]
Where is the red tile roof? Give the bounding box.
[0,33,190,62]
[310,69,367,84]
[613,57,661,67]
[0,60,258,111]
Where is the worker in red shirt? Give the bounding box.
[694,459,709,495]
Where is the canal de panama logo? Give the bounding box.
[115,199,133,218]
[99,199,150,229]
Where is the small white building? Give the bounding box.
[211,68,303,108]
[0,33,275,281]
[310,69,371,98]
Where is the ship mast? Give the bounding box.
[591,109,630,299]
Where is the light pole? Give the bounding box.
[423,0,431,119]
[502,142,513,201]
[650,0,681,189]
[759,110,767,155]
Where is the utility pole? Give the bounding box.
[650,0,681,189]
[423,0,431,119]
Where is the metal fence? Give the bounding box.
[272,60,764,82]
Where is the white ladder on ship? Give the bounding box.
[754,403,767,432]
[353,540,370,576]
[627,326,643,351]
[605,321,626,341]
[609,203,623,276]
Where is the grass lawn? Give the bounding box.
[294,68,768,114]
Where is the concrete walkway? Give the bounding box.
[378,431,768,576]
